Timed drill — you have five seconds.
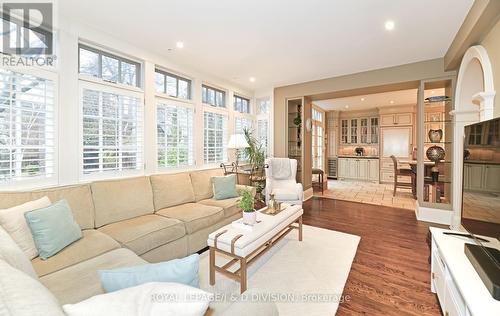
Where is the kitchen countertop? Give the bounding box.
[337,155,379,159]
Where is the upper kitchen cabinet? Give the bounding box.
[380,112,413,126]
[339,110,379,145]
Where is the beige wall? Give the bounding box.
[480,19,500,118]
[273,58,456,157]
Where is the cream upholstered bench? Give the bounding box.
[207,204,303,293]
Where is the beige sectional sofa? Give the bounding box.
[0,168,263,311]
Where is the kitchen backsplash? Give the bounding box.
[338,145,379,156]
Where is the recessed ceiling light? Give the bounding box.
[176,41,184,48]
[345,105,349,109]
[390,100,395,104]
[249,77,256,82]
[431,90,435,94]
[361,98,365,101]
[385,20,395,31]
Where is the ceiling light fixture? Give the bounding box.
[249,77,256,82]
[345,105,349,109]
[431,90,435,94]
[385,20,395,31]
[361,98,365,101]
[176,41,184,48]
[390,100,395,104]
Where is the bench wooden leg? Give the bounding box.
[209,247,215,286]
[298,216,303,241]
[240,257,247,293]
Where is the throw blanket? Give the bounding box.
[271,158,291,180]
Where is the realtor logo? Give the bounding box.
[1,2,53,55]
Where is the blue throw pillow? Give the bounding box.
[24,199,82,260]
[98,253,200,293]
[212,174,238,200]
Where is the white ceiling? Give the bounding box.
[313,88,446,111]
[59,0,473,91]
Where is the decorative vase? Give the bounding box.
[426,146,445,162]
[268,193,276,214]
[428,129,443,143]
[242,210,256,225]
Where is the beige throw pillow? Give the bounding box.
[0,196,51,259]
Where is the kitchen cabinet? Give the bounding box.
[340,116,379,145]
[380,113,413,127]
[464,163,500,192]
[327,116,337,157]
[338,157,379,181]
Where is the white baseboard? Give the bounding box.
[416,203,453,225]
[303,188,314,201]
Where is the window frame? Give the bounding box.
[202,84,226,108]
[156,97,195,170]
[154,69,192,100]
[0,66,59,190]
[78,80,145,181]
[234,95,251,114]
[203,110,228,165]
[78,44,142,89]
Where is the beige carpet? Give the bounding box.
[199,225,360,315]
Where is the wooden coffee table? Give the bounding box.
[207,204,303,293]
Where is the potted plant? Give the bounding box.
[239,190,256,225]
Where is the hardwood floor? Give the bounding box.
[303,197,445,316]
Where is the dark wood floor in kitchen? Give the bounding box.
[303,197,445,316]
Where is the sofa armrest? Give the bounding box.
[236,185,256,198]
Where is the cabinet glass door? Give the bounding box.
[350,119,358,144]
[341,119,348,144]
[360,118,368,143]
[370,117,379,143]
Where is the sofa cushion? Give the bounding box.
[91,177,155,227]
[0,184,95,230]
[40,248,147,305]
[156,203,224,234]
[98,215,186,256]
[189,168,224,201]
[150,173,195,210]
[32,229,120,277]
[0,259,65,316]
[199,197,241,218]
[0,225,38,279]
[0,196,52,259]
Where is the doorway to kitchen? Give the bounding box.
[311,88,419,211]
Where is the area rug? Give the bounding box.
[198,224,360,315]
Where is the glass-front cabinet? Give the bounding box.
[417,78,454,209]
[340,117,379,145]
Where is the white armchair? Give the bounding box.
[265,158,303,205]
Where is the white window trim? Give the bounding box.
[0,67,59,190]
[203,109,229,167]
[78,80,145,182]
[202,83,228,109]
[155,96,196,170]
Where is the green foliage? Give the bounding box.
[243,128,265,168]
[238,190,255,212]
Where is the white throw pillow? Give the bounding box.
[63,282,213,316]
[0,196,51,259]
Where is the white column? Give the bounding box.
[472,91,496,121]
[449,109,480,229]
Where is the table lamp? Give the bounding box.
[227,134,249,168]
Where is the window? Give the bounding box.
[157,102,194,168]
[202,85,225,107]
[258,98,270,115]
[257,119,269,156]
[234,95,250,113]
[79,45,141,87]
[235,117,253,134]
[0,69,55,185]
[81,84,143,176]
[312,108,324,170]
[155,70,191,100]
[204,112,227,164]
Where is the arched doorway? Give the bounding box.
[451,45,496,228]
